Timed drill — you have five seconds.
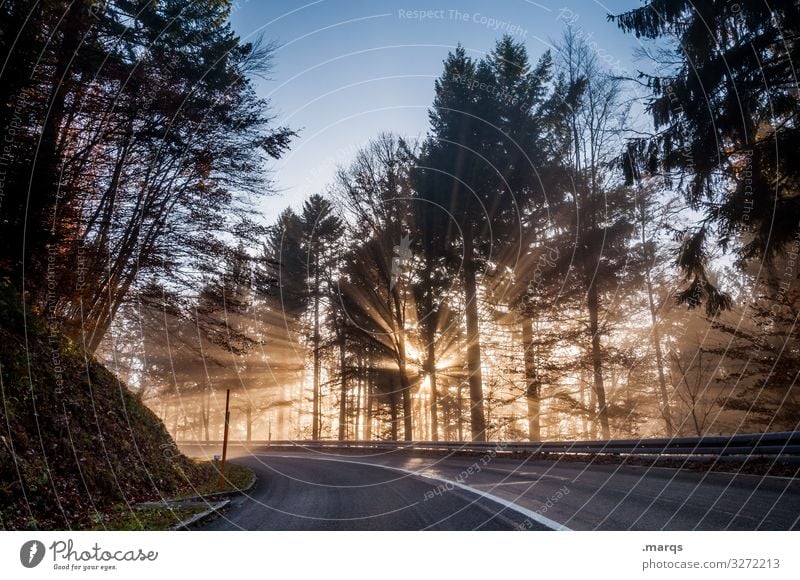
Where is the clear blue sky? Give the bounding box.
[229,0,646,221]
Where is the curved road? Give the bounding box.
[202,454,540,530]
[197,450,800,531]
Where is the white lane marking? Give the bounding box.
[470,480,556,487]
[484,469,571,481]
[274,454,572,531]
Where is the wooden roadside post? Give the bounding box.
[217,389,231,490]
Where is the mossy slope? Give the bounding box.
[0,281,202,530]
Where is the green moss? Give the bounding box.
[92,505,209,531]
[0,281,207,530]
[174,461,254,499]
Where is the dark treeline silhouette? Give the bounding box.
[0,0,293,350]
[4,2,797,443]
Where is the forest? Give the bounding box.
[1,0,798,445]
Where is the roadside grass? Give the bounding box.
[91,505,209,531]
[174,461,255,499]
[89,461,254,530]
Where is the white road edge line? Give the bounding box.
[274,454,572,531]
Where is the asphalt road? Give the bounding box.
[197,449,800,531]
[202,453,541,530]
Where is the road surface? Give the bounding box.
[197,449,800,531]
[202,453,540,530]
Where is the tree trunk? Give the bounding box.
[640,208,674,437]
[27,3,86,281]
[312,262,321,439]
[389,382,399,441]
[389,274,413,441]
[426,337,439,442]
[521,317,541,441]
[365,364,373,440]
[462,234,487,441]
[246,402,252,442]
[457,382,464,442]
[278,385,288,440]
[355,357,363,440]
[203,389,210,442]
[579,370,588,438]
[589,373,598,439]
[587,283,611,439]
[401,380,413,441]
[397,330,413,441]
[338,333,347,440]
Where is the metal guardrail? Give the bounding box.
[177,430,800,460]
